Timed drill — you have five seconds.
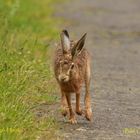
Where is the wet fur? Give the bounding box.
[54,31,92,124]
[54,47,89,92]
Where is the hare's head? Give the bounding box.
[58,30,87,83]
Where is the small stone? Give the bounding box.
[76,127,87,132]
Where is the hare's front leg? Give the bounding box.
[65,93,77,124]
[61,90,68,117]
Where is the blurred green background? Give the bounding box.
[0,0,63,139]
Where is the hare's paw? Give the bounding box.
[61,107,68,117]
[85,108,92,121]
[69,117,77,124]
[76,108,84,116]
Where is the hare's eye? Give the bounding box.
[71,63,74,69]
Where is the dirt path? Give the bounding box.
[54,0,140,139]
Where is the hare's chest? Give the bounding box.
[60,79,83,93]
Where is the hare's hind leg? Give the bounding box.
[84,62,92,121]
[76,92,83,115]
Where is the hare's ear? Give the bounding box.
[60,30,70,53]
[71,33,87,58]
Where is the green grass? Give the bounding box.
[0,0,63,139]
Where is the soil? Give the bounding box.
[53,0,140,139]
[38,0,140,139]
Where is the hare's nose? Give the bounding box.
[61,77,66,81]
[58,75,68,82]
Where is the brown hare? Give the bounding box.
[54,30,92,124]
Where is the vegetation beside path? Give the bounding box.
[0,0,63,139]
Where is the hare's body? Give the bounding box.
[55,48,89,92]
[54,30,92,124]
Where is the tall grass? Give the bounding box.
[0,0,62,139]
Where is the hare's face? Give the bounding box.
[57,30,86,83]
[58,58,74,83]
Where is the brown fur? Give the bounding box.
[54,30,92,124]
